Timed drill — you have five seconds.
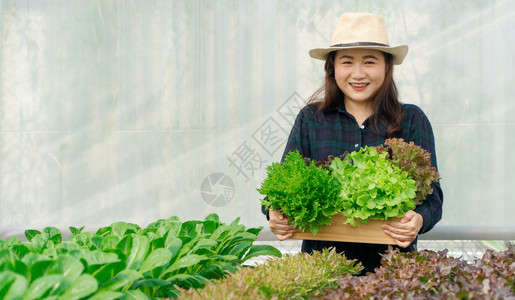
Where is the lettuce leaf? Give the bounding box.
[374,138,440,205]
[330,147,417,226]
[258,151,343,235]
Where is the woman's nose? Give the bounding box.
[351,64,366,79]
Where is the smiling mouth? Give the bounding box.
[350,83,369,87]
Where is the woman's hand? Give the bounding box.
[382,210,424,248]
[269,209,298,241]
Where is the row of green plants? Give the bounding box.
[0,214,281,299]
[179,248,364,299]
[259,138,440,233]
[182,244,515,299]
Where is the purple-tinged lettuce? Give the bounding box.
[374,138,440,205]
[320,244,514,299]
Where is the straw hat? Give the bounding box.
[309,12,408,65]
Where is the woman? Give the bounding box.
[261,12,443,275]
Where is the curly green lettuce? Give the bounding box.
[330,147,417,226]
[258,151,343,235]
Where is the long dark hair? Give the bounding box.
[307,51,403,138]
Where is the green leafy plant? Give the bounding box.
[180,248,363,299]
[258,151,343,235]
[259,139,439,232]
[0,214,282,299]
[330,147,417,226]
[374,138,440,205]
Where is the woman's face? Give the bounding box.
[333,48,386,106]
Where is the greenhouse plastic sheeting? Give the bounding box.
[1,0,514,237]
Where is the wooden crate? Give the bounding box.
[291,213,399,245]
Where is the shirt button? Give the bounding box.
[360,125,365,129]
[354,144,359,148]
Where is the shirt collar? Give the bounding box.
[327,100,347,114]
[336,100,347,113]
[332,100,376,128]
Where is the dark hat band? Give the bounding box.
[330,41,390,48]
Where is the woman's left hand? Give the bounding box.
[381,210,424,248]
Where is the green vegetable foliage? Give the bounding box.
[258,151,343,235]
[258,139,440,233]
[0,214,282,299]
[330,147,417,226]
[180,247,363,299]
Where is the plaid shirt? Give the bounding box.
[262,101,443,270]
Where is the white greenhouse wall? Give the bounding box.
[1,0,514,237]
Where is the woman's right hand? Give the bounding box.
[269,209,297,241]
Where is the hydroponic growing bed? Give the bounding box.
[0,214,281,299]
[181,244,515,299]
[1,215,513,299]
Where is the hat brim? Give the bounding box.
[309,44,408,65]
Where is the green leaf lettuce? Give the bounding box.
[258,151,343,235]
[330,147,417,226]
